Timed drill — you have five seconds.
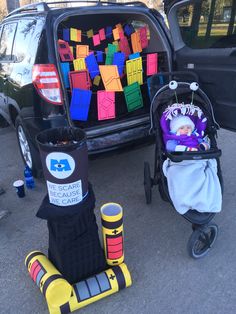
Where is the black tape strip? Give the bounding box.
[101,218,123,229]
[60,302,71,314]
[25,251,45,268]
[42,274,64,296]
[112,266,126,291]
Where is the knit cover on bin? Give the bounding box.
[37,183,107,284]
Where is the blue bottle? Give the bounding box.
[24,166,35,189]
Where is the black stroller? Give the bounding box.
[144,72,223,259]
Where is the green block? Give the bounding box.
[105,44,118,65]
[124,82,143,112]
[105,53,113,65]
[107,43,118,54]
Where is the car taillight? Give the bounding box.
[32,64,63,105]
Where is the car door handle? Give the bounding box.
[3,76,8,82]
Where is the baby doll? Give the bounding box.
[166,115,210,152]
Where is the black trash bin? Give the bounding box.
[36,127,88,207]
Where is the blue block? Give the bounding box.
[60,62,70,88]
[112,52,125,76]
[129,53,140,60]
[85,53,100,79]
[63,29,70,41]
[106,26,112,38]
[70,89,92,121]
[96,51,103,63]
[124,24,135,37]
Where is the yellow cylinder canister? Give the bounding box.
[100,202,124,266]
[48,263,132,314]
[25,251,72,308]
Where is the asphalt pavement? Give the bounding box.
[0,126,236,314]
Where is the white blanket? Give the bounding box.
[162,158,222,214]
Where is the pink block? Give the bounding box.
[119,36,131,60]
[97,91,115,120]
[93,34,101,46]
[99,28,106,41]
[139,26,148,49]
[147,53,158,76]
[119,30,125,39]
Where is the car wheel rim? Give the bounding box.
[18,125,32,169]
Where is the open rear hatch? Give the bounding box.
[55,3,172,150]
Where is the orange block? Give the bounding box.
[99,65,123,91]
[76,45,89,58]
[131,31,142,53]
[113,28,120,41]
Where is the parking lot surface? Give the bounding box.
[1,126,236,314]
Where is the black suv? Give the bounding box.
[0,0,235,177]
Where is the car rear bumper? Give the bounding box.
[21,113,152,154]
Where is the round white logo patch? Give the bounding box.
[46,152,75,179]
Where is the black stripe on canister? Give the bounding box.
[60,302,71,314]
[42,274,64,296]
[112,266,126,291]
[25,251,45,268]
[101,218,123,229]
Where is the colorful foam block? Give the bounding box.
[58,39,74,62]
[131,31,142,53]
[112,28,120,41]
[147,53,158,76]
[70,28,81,42]
[119,36,131,59]
[129,53,140,60]
[139,26,148,49]
[70,88,92,121]
[99,28,106,41]
[76,45,89,58]
[124,82,143,112]
[96,51,103,63]
[106,26,112,38]
[112,52,125,76]
[87,29,94,38]
[60,62,70,88]
[105,43,118,65]
[73,58,86,71]
[124,24,135,36]
[93,34,101,46]
[93,75,101,86]
[126,57,143,85]
[97,91,115,120]
[69,70,91,90]
[85,53,100,79]
[99,65,123,91]
[63,28,70,41]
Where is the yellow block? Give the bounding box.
[73,58,86,71]
[87,29,94,38]
[126,57,143,85]
[93,75,101,86]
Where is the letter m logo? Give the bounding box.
[50,159,71,172]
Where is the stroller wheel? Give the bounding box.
[144,162,152,204]
[187,223,218,259]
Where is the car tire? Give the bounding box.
[15,116,42,178]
